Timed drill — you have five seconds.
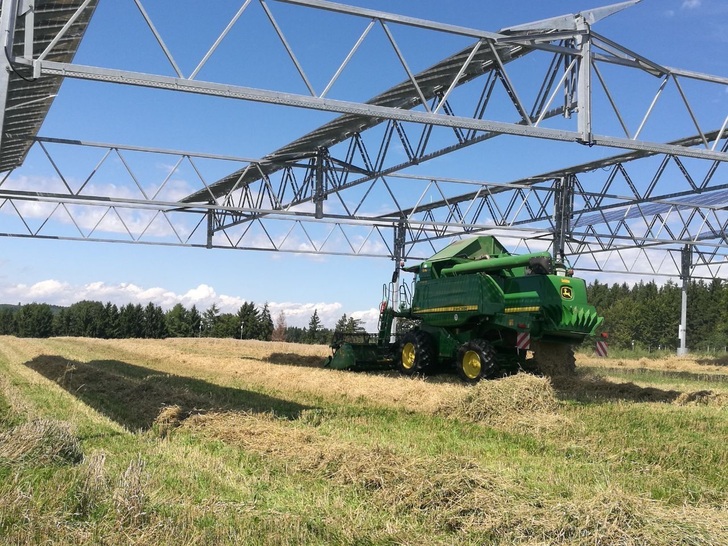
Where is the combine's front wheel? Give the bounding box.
[456,339,497,383]
[397,330,435,376]
[530,341,576,376]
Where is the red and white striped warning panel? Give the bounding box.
[596,340,608,357]
[516,332,530,350]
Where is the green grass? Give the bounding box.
[0,393,16,429]
[1,338,726,545]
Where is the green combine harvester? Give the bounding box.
[327,235,603,382]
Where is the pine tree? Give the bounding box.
[0,306,15,334]
[345,316,365,333]
[202,304,220,337]
[165,303,192,337]
[52,308,69,336]
[143,302,167,339]
[306,310,323,344]
[118,303,145,338]
[334,313,347,333]
[67,300,106,337]
[285,326,306,343]
[14,303,54,338]
[237,302,259,340]
[189,305,202,337]
[104,302,120,339]
[258,303,274,341]
[214,313,240,338]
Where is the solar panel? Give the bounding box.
[180,36,537,203]
[573,188,728,228]
[0,0,98,172]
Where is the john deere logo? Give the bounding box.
[561,286,573,300]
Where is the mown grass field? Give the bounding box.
[1,336,726,545]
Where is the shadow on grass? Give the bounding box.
[25,355,312,431]
[551,372,683,403]
[265,353,327,368]
[695,355,728,367]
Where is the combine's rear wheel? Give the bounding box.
[530,341,575,376]
[456,339,497,383]
[397,330,435,375]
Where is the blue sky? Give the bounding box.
[0,0,726,330]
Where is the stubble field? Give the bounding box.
[0,336,726,545]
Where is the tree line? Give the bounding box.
[1,278,726,351]
[589,278,728,352]
[0,300,362,345]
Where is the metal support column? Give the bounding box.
[206,208,214,249]
[576,16,593,144]
[314,146,327,219]
[553,175,574,262]
[677,244,691,355]
[390,220,407,341]
[22,0,34,60]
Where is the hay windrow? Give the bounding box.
[0,419,83,465]
[182,411,512,524]
[181,410,725,544]
[39,337,464,415]
[674,390,728,407]
[152,404,198,438]
[2,336,727,544]
[438,373,563,429]
[496,490,726,545]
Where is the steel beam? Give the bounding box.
[0,0,725,288]
[0,0,19,152]
[678,245,691,355]
[553,175,574,262]
[28,60,728,163]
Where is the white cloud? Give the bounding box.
[351,307,380,331]
[26,279,72,299]
[0,279,362,329]
[180,284,218,305]
[681,0,701,9]
[268,301,344,329]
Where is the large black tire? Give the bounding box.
[530,340,576,376]
[397,330,436,376]
[456,339,497,383]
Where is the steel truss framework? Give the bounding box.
[0,0,727,282]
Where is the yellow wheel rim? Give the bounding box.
[462,350,481,379]
[401,342,416,370]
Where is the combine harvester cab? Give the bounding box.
[328,235,602,382]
